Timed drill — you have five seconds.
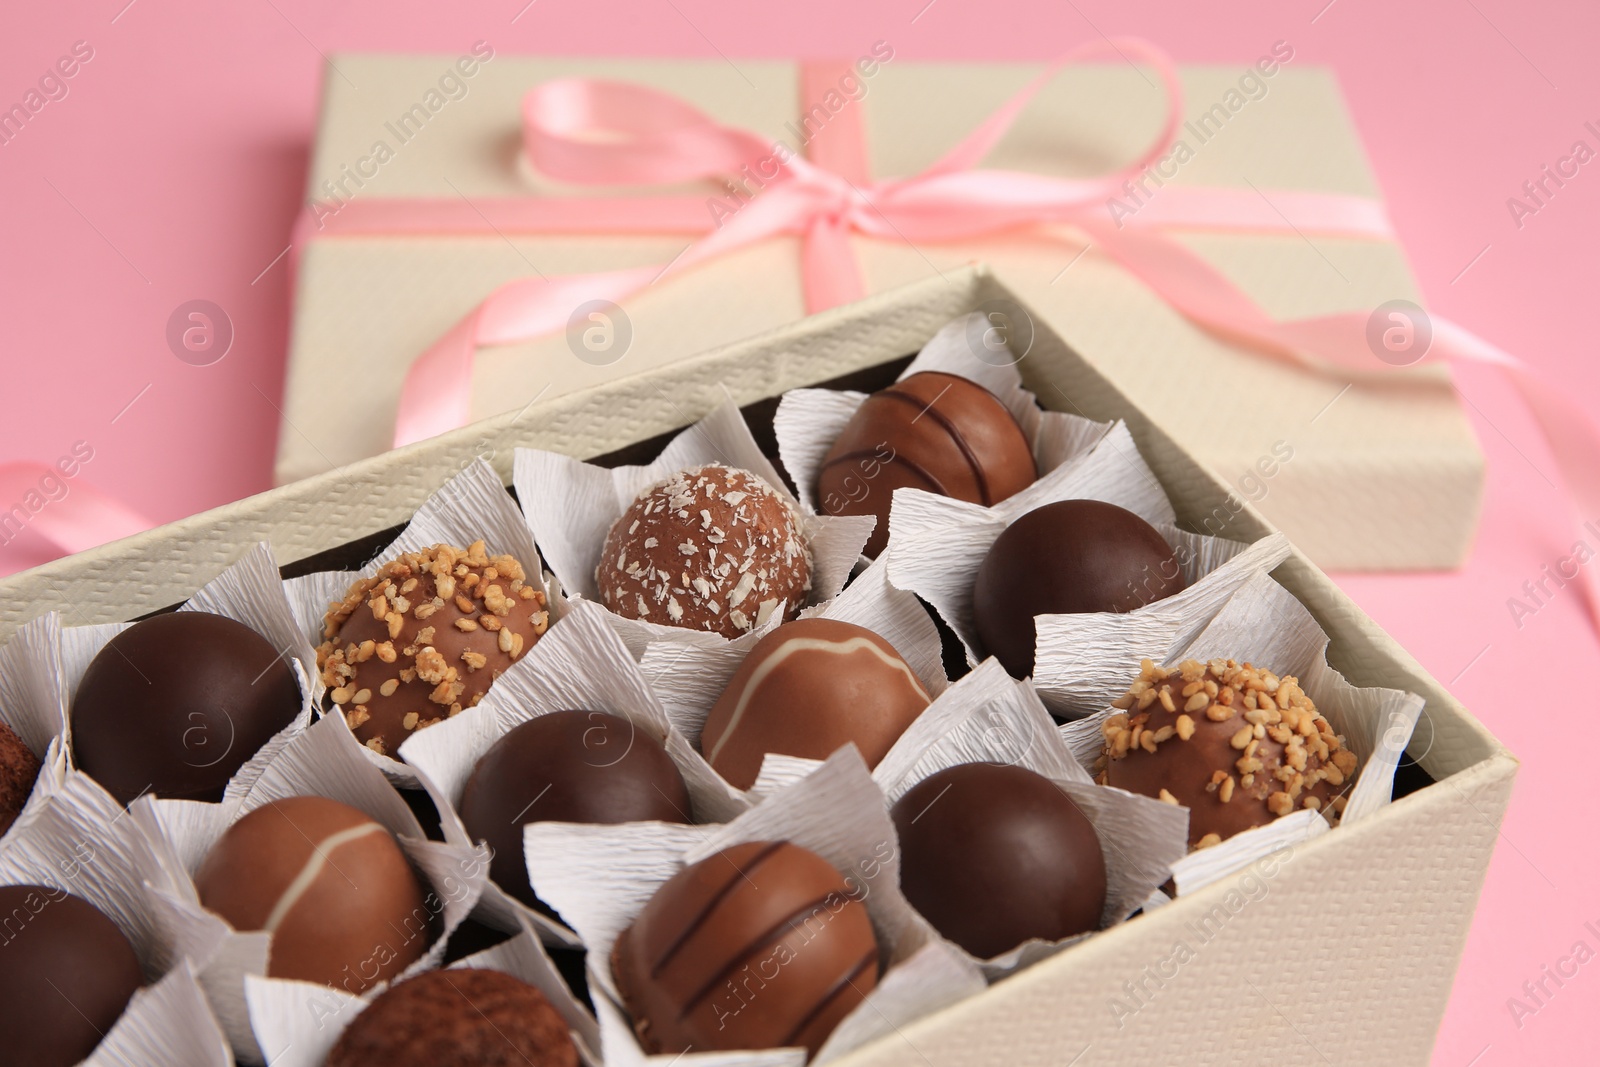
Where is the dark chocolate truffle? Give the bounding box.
[700,619,931,790]
[0,884,143,1067]
[72,610,302,804]
[597,465,812,638]
[195,796,431,994]
[0,720,41,834]
[325,967,577,1067]
[318,541,550,758]
[459,710,691,909]
[613,841,879,1056]
[973,499,1185,677]
[819,372,1036,556]
[892,763,1106,958]
[1101,658,1359,848]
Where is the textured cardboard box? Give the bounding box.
[5,270,1511,1064]
[279,53,1483,571]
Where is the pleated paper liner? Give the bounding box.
[513,397,874,660]
[127,712,490,1063]
[772,311,1114,525]
[245,918,600,1067]
[637,555,948,752]
[1060,571,1423,897]
[523,749,985,1067]
[399,598,747,949]
[0,769,232,1066]
[282,459,555,787]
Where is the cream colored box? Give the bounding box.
[5,270,1511,1065]
[279,52,1483,571]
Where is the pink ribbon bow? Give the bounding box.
[357,39,1600,629]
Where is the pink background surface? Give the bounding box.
[2,0,1595,1060]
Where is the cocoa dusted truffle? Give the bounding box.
[597,465,812,638]
[72,611,303,804]
[0,720,41,834]
[819,371,1036,556]
[318,541,550,757]
[973,499,1185,677]
[700,618,931,790]
[459,710,691,909]
[1100,658,1360,849]
[0,885,143,1067]
[891,763,1106,958]
[325,967,578,1067]
[195,796,431,994]
[613,840,879,1056]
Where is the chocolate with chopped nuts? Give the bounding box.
[596,464,811,639]
[317,541,549,757]
[1100,658,1359,849]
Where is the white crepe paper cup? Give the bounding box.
[861,658,1186,980]
[398,597,746,948]
[0,769,233,1066]
[636,556,949,769]
[523,747,985,1067]
[282,459,554,787]
[0,611,70,838]
[884,419,1294,716]
[513,397,875,660]
[245,916,600,1067]
[33,541,320,809]
[773,311,1113,526]
[127,712,490,1063]
[1060,571,1424,896]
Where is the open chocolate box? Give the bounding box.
[0,266,1514,1065]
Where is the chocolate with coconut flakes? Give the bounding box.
[596,464,812,639]
[1099,658,1358,849]
[317,541,548,756]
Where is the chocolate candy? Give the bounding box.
[195,796,431,994]
[0,885,143,1067]
[973,499,1185,677]
[0,720,41,834]
[700,619,931,789]
[819,372,1036,556]
[325,967,577,1067]
[458,710,691,909]
[891,763,1106,958]
[73,611,302,804]
[1101,659,1359,848]
[613,841,879,1056]
[597,465,812,638]
[318,541,550,758]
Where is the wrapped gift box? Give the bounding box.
[279,51,1483,571]
[5,270,1513,1064]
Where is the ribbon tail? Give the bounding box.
[0,463,151,558]
[801,213,865,313]
[1083,217,1600,635]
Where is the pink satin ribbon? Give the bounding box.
[0,463,150,560]
[319,39,1599,628]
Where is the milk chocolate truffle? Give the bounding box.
[1101,658,1359,849]
[73,610,302,804]
[701,619,931,790]
[325,967,578,1067]
[459,710,690,909]
[819,372,1036,556]
[0,721,41,834]
[973,499,1185,677]
[891,763,1106,958]
[597,465,812,638]
[195,796,431,994]
[613,841,879,1056]
[0,885,143,1067]
[318,541,550,757]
